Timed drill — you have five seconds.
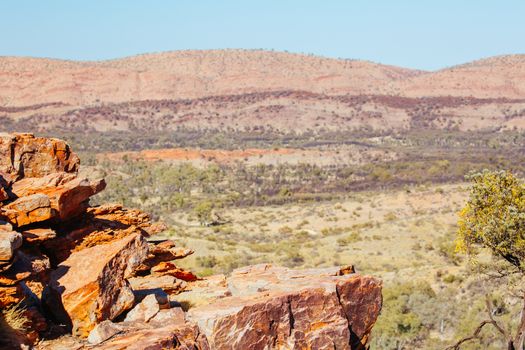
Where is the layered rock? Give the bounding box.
[183,265,382,350]
[0,133,79,181]
[0,133,190,348]
[43,233,149,337]
[36,265,382,350]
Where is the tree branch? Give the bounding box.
[445,320,497,350]
[445,296,511,350]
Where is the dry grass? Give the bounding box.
[2,303,29,333]
[162,183,468,285]
[0,302,30,349]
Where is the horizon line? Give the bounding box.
[1,48,525,72]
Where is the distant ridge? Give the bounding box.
[1,50,525,107]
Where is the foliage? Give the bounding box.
[372,281,436,349]
[194,200,214,226]
[454,169,525,349]
[457,170,525,270]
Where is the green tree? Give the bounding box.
[452,170,525,350]
[194,200,213,226]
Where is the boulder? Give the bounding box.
[0,133,79,180]
[48,177,106,220]
[150,262,199,282]
[89,323,208,350]
[88,204,154,229]
[87,320,125,345]
[21,228,57,243]
[10,174,106,221]
[181,265,382,350]
[0,228,22,262]
[134,241,194,275]
[149,306,186,325]
[43,233,149,337]
[10,172,78,197]
[1,193,54,227]
[124,293,163,323]
[128,274,186,295]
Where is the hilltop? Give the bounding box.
[0,50,417,107]
[2,50,525,109]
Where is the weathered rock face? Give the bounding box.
[43,233,149,337]
[42,203,157,264]
[0,176,106,228]
[0,133,79,181]
[1,193,55,227]
[0,134,173,345]
[36,265,382,350]
[10,173,106,221]
[183,265,382,350]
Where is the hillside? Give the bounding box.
[2,51,525,110]
[401,54,525,98]
[2,50,525,136]
[0,50,419,107]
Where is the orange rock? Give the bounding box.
[336,275,383,347]
[1,193,55,227]
[49,177,106,220]
[21,228,57,243]
[148,240,194,260]
[128,274,186,295]
[43,233,149,337]
[0,272,31,286]
[10,172,77,197]
[182,265,382,350]
[88,203,152,228]
[134,240,194,274]
[0,285,24,308]
[0,186,7,202]
[150,262,199,282]
[86,322,208,350]
[42,204,155,264]
[0,250,51,290]
[0,133,79,180]
[10,174,106,221]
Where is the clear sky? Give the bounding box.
[1,0,524,70]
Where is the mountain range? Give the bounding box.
[1,50,525,134]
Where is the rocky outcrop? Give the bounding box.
[0,133,79,181]
[37,265,382,350]
[0,224,22,262]
[183,265,382,350]
[0,133,190,348]
[0,134,383,349]
[43,233,149,337]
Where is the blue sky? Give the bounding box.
[1,1,524,70]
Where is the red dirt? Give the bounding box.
[101,148,296,163]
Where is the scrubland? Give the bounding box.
[63,128,525,349]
